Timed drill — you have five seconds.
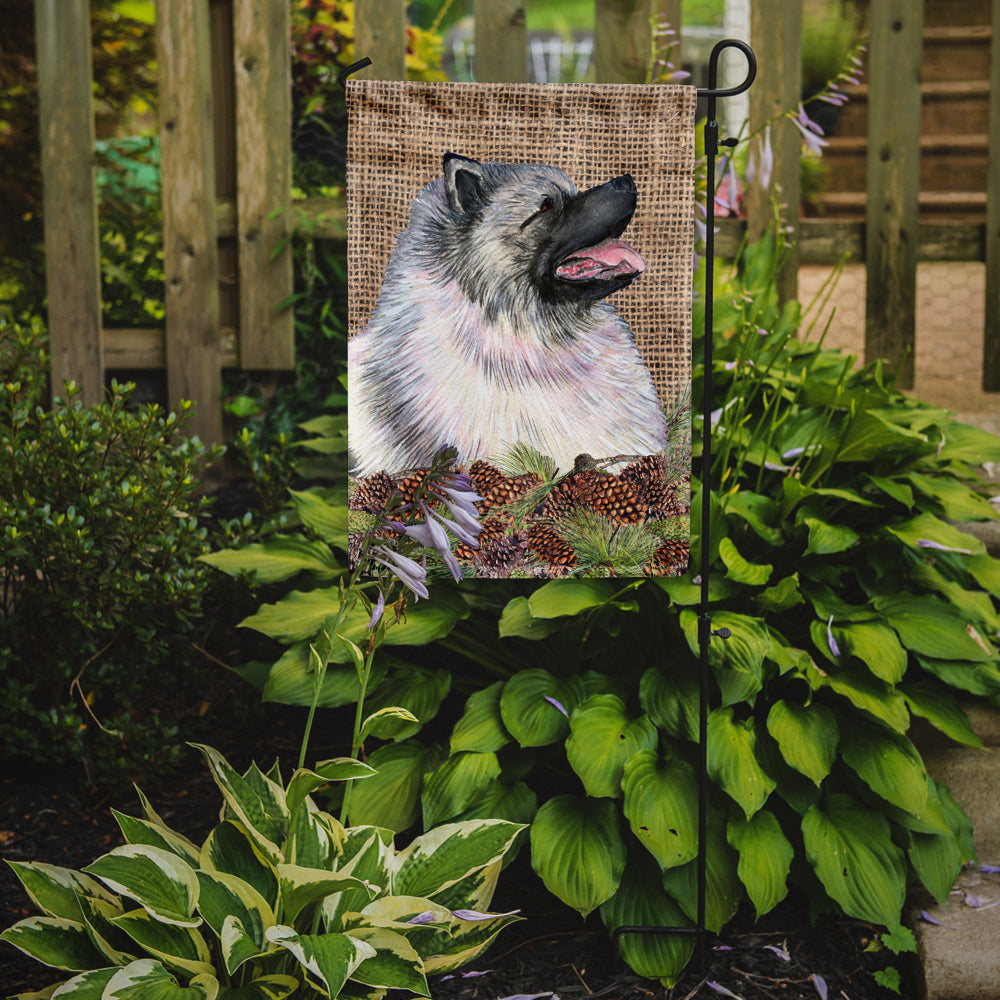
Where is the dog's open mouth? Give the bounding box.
[555,237,646,283]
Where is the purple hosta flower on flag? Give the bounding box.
[372,546,429,600]
[746,124,774,190]
[791,103,829,156]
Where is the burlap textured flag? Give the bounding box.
[347,80,695,579]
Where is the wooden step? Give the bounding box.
[833,80,991,138]
[922,25,993,83]
[814,190,987,222]
[822,134,989,193]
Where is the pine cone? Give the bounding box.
[644,539,690,576]
[526,524,577,568]
[349,471,398,513]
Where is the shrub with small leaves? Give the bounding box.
[0,318,220,782]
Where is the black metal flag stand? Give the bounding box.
[612,38,756,972]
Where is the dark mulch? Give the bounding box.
[1,754,914,1000]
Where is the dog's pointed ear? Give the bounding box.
[443,153,486,214]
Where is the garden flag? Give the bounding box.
[347,81,696,579]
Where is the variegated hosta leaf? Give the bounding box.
[102,958,218,999]
[77,894,136,966]
[4,861,118,922]
[200,822,278,910]
[565,695,658,799]
[0,916,107,971]
[450,681,511,754]
[621,751,699,871]
[706,707,776,819]
[345,926,429,995]
[421,752,501,829]
[214,975,299,1000]
[391,820,524,901]
[285,760,375,824]
[529,795,626,917]
[83,846,200,928]
[599,853,694,987]
[110,908,214,978]
[276,864,375,925]
[195,871,274,974]
[288,802,343,870]
[765,700,838,786]
[265,926,375,998]
[727,811,793,917]
[112,810,201,868]
[424,859,501,915]
[190,745,287,863]
[46,966,118,997]
[323,829,393,931]
[802,793,906,926]
[421,907,522,975]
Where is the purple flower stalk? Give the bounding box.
[791,104,829,156]
[372,546,429,600]
[827,615,841,658]
[367,589,385,630]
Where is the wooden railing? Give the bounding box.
[32,0,1000,445]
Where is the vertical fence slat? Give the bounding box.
[983,0,1000,390]
[157,0,222,445]
[233,0,294,369]
[658,0,682,72]
[474,0,527,82]
[594,0,656,84]
[355,0,406,80]
[34,0,103,405]
[747,0,801,304]
[865,0,923,389]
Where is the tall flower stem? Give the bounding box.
[340,643,377,826]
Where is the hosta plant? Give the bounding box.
[1,744,523,999]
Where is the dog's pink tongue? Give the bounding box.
[556,238,646,281]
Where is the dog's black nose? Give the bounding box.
[610,174,636,195]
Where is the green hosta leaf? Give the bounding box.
[967,553,1000,597]
[834,621,907,684]
[499,670,584,747]
[200,822,278,910]
[200,535,340,584]
[809,661,910,732]
[707,708,776,818]
[874,594,995,662]
[265,926,375,998]
[661,811,741,933]
[802,794,906,926]
[866,474,914,509]
[839,718,929,816]
[359,706,421,742]
[755,573,804,614]
[909,827,965,905]
[803,517,859,556]
[190,746,287,862]
[393,820,524,900]
[347,740,441,832]
[216,976,299,1000]
[621,751,698,871]
[901,680,982,748]
[530,795,626,917]
[906,473,998,521]
[0,916,107,971]
[565,695,658,798]
[346,926,429,994]
[639,663,699,742]
[727,811,793,917]
[886,512,985,556]
[935,421,1000,464]
[288,489,349,548]
[362,667,451,740]
[450,682,511,754]
[680,610,770,706]
[260,643,387,709]
[527,579,616,618]
[835,410,927,463]
[277,865,374,925]
[765,701,838,786]
[112,812,201,868]
[910,562,1000,633]
[103,959,218,999]
[453,779,538,827]
[724,490,784,545]
[421,751,502,828]
[718,537,772,586]
[83,846,200,928]
[5,862,118,922]
[497,596,564,639]
[111,908,214,977]
[599,853,694,987]
[916,655,1000,697]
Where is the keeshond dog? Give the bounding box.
[348,153,669,477]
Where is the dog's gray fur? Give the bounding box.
[348,154,669,477]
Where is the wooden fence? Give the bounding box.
[33,0,1000,445]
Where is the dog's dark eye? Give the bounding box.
[539,197,554,213]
